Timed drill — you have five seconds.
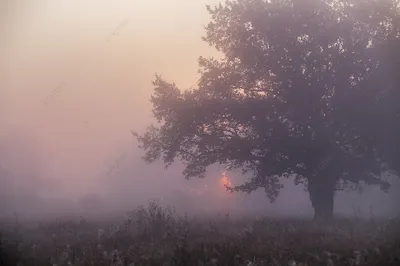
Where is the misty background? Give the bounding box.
[1,0,399,221]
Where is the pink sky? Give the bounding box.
[3,0,221,197]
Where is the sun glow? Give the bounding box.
[220,171,233,189]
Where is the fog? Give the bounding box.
[2,0,399,222]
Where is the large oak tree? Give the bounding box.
[134,0,399,221]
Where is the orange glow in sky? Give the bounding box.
[220,172,232,189]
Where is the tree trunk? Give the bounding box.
[307,177,336,223]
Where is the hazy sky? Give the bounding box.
[2,1,399,217]
[3,0,222,196]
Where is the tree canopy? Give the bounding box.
[134,0,400,221]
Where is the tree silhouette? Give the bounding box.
[134,0,399,221]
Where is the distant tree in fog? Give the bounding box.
[134,0,399,222]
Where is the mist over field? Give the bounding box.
[1,1,400,265]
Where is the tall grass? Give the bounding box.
[1,200,399,266]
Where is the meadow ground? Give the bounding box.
[1,201,399,266]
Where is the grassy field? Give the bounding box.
[1,201,399,266]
